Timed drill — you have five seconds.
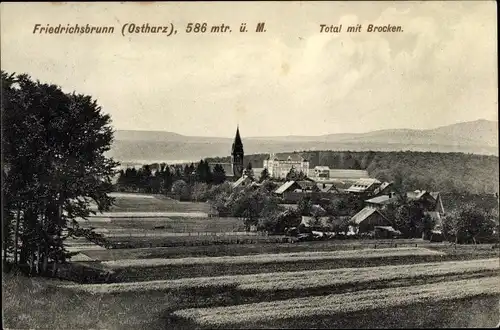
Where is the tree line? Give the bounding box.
[115,160,227,196]
[206,150,499,195]
[2,71,118,275]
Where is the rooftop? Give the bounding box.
[274,181,298,194]
[347,178,382,192]
[350,207,389,225]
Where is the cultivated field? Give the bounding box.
[80,216,244,232]
[108,193,210,213]
[81,239,499,261]
[171,277,500,329]
[4,192,499,329]
[60,259,498,294]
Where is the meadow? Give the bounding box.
[108,193,210,213]
[4,192,499,329]
[60,259,498,294]
[171,277,500,329]
[81,216,244,232]
[81,238,498,261]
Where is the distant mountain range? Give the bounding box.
[108,120,498,165]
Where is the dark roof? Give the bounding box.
[373,182,393,195]
[297,180,318,191]
[316,183,337,193]
[350,207,389,225]
[267,153,307,162]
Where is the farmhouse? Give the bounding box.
[316,182,339,193]
[263,153,310,179]
[232,175,253,189]
[372,181,395,196]
[346,178,382,196]
[364,192,399,208]
[374,226,402,238]
[365,190,445,213]
[274,180,341,203]
[301,215,330,229]
[349,207,392,234]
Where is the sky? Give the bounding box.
[1,1,497,137]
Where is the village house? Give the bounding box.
[348,207,392,234]
[263,153,310,179]
[361,189,446,238]
[300,204,328,228]
[364,190,445,215]
[231,175,253,189]
[274,179,340,203]
[346,178,382,196]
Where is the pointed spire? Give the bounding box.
[235,125,242,144]
[231,125,244,156]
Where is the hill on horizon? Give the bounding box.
[108,119,498,164]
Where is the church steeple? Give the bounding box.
[232,125,243,154]
[231,125,244,177]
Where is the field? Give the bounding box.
[171,277,500,329]
[60,259,498,294]
[108,193,211,213]
[81,216,244,232]
[4,192,500,329]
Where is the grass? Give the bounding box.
[100,235,291,249]
[80,239,498,261]
[2,271,178,329]
[59,258,499,294]
[5,266,499,329]
[103,247,443,268]
[80,216,245,232]
[109,194,210,213]
[171,276,500,329]
[90,229,254,238]
[100,247,453,282]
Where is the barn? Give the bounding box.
[349,206,392,234]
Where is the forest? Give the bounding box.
[206,150,499,195]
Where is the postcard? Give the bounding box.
[1,1,498,329]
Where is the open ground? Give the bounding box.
[3,192,499,329]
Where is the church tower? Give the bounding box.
[231,126,244,177]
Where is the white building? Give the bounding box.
[263,153,310,179]
[313,166,330,179]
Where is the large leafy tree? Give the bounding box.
[442,202,496,244]
[393,200,426,238]
[2,71,118,274]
